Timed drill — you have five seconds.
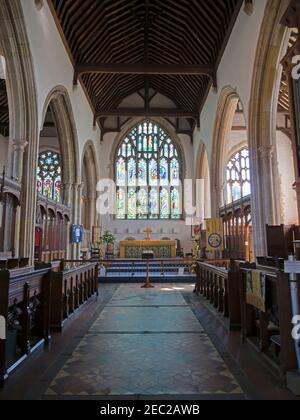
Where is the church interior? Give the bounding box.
[0,0,300,401]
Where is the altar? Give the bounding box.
[119,240,177,259]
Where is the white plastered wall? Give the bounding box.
[193,1,268,166]
[276,131,298,225]
[20,0,101,181]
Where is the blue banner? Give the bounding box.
[71,225,84,244]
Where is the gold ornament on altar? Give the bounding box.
[143,228,153,240]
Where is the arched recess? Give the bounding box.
[0,0,38,261]
[41,86,80,193]
[112,118,185,221]
[38,86,80,259]
[196,143,211,220]
[211,87,252,260]
[211,86,240,216]
[81,140,99,248]
[248,0,294,256]
[110,117,186,181]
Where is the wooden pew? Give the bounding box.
[0,267,52,386]
[50,260,99,332]
[239,263,299,375]
[0,258,30,271]
[195,259,245,330]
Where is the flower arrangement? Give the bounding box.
[102,230,116,244]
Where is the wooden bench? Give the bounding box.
[50,260,99,332]
[0,258,30,271]
[239,264,299,374]
[0,267,52,386]
[194,259,247,331]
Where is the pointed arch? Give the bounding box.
[0,0,38,261]
[110,117,186,180]
[41,86,80,190]
[210,86,241,216]
[248,0,292,256]
[81,140,100,235]
[196,143,212,220]
[113,118,185,220]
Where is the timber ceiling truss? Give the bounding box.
[49,0,243,139]
[277,28,299,138]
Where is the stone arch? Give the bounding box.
[41,86,80,192]
[0,0,38,260]
[248,0,292,256]
[196,143,211,219]
[81,140,100,236]
[210,86,241,216]
[110,117,187,181]
[40,86,80,258]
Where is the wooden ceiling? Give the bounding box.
[278,29,298,113]
[49,0,243,134]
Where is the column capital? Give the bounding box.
[12,139,28,151]
[258,145,275,159]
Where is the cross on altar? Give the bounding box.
[144,228,153,240]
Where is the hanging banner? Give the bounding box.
[206,218,224,251]
[71,225,84,244]
[246,270,266,312]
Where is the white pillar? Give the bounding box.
[250,145,281,257]
[12,139,28,182]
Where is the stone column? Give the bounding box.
[212,184,225,218]
[293,180,300,224]
[70,183,82,260]
[12,139,28,182]
[250,145,281,257]
[62,182,72,207]
[88,195,97,233]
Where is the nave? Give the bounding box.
[0,283,297,401]
[0,0,300,402]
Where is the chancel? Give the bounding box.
[0,0,300,402]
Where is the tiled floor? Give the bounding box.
[44,284,243,399]
[1,283,298,400]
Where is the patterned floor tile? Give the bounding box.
[45,284,244,398]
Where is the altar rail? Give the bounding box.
[100,258,195,273]
[195,260,242,330]
[0,267,52,386]
[50,260,99,331]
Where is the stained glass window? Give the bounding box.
[226,148,251,204]
[115,120,182,220]
[37,151,62,203]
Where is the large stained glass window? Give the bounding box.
[115,120,182,220]
[37,150,62,203]
[226,148,251,204]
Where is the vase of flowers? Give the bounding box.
[103,230,116,258]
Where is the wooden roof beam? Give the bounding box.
[74,63,217,87]
[0,107,8,115]
[281,0,300,32]
[94,108,198,125]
